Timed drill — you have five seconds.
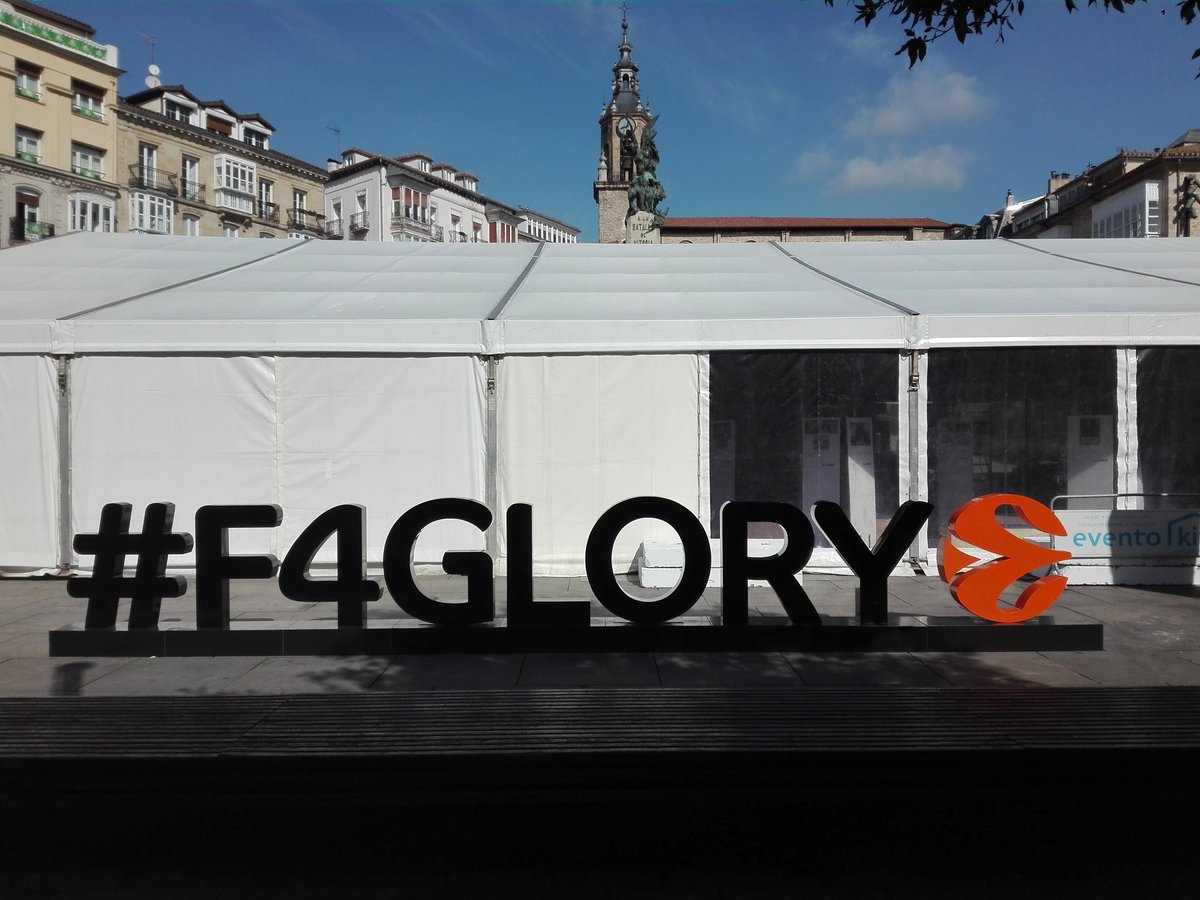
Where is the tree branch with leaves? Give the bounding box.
[825,0,1200,73]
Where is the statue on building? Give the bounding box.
[628,115,665,217]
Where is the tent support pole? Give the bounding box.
[55,355,72,573]
[906,350,927,568]
[484,355,499,559]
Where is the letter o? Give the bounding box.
[585,497,710,624]
[1148,532,1162,546]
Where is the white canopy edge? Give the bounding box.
[3,234,1200,354]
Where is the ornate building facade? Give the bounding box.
[1,0,120,248]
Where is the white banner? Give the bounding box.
[1054,509,1200,559]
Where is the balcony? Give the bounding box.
[350,212,369,234]
[128,164,178,196]
[325,219,343,239]
[10,218,54,242]
[181,181,206,204]
[256,201,279,224]
[15,150,40,164]
[287,208,325,232]
[72,103,104,122]
[72,166,103,181]
[15,84,40,101]
[390,211,433,240]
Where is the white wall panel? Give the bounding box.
[0,355,60,569]
[498,354,701,574]
[71,356,277,565]
[275,356,487,564]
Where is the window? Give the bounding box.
[223,224,239,238]
[70,196,114,233]
[293,188,307,211]
[15,189,46,240]
[71,80,104,120]
[183,214,200,236]
[130,193,174,234]
[164,100,195,124]
[244,129,267,149]
[391,187,429,223]
[15,61,40,100]
[257,179,275,219]
[214,155,255,213]
[15,127,41,163]
[181,156,201,201]
[71,143,104,179]
[136,142,160,188]
[215,157,254,194]
[206,115,233,136]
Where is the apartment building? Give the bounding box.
[517,208,579,243]
[324,149,553,244]
[1,0,120,248]
[118,83,327,238]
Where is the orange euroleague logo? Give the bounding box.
[938,493,1072,624]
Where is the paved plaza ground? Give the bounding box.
[2,571,1200,694]
[1,572,1198,897]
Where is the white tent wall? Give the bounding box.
[67,354,487,569]
[70,356,279,566]
[497,354,701,574]
[274,356,487,565]
[0,355,60,571]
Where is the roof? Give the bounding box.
[662,217,951,230]
[516,208,582,233]
[4,234,1200,356]
[121,86,276,131]
[9,0,96,38]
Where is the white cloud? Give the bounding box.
[844,69,988,138]
[793,149,835,181]
[830,146,968,193]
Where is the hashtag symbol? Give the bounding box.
[68,503,194,630]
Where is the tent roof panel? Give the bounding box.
[3,235,1200,353]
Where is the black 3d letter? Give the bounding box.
[506,504,589,627]
[195,505,282,630]
[383,499,493,625]
[279,505,381,627]
[814,500,934,626]
[721,501,819,626]
[585,497,710,624]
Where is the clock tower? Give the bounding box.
[594,12,653,243]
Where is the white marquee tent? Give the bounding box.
[4,232,1200,575]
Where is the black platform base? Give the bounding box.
[48,614,1103,656]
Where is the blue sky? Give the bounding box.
[42,0,1200,240]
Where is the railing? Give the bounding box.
[181,181,206,203]
[256,201,279,223]
[15,84,40,101]
[15,150,40,164]
[287,208,325,231]
[72,103,104,122]
[391,212,432,228]
[72,166,103,180]
[350,212,369,233]
[128,164,178,195]
[325,219,343,239]
[432,225,444,242]
[10,218,54,242]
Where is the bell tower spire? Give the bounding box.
[594,8,659,243]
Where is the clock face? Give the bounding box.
[618,117,634,136]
